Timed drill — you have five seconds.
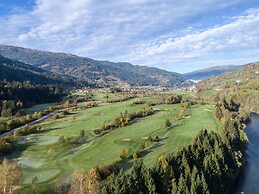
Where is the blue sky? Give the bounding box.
[0,0,259,73]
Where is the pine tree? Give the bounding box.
[128,161,156,194]
[201,173,210,194]
[176,174,189,194]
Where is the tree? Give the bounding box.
[1,110,8,117]
[80,129,85,138]
[69,168,101,194]
[31,177,38,194]
[165,119,171,128]
[153,156,174,193]
[25,114,32,121]
[120,149,127,160]
[133,152,138,160]
[69,169,86,194]
[214,106,222,120]
[176,174,189,194]
[128,161,156,194]
[0,158,22,194]
[0,139,13,154]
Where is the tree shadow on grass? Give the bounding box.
[35,127,62,134]
[118,141,165,171]
[64,112,78,115]
[1,140,36,161]
[118,157,134,171]
[141,142,165,158]
[166,123,183,131]
[155,136,168,141]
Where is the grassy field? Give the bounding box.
[1,94,221,193]
[24,102,58,114]
[160,90,196,95]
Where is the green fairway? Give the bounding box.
[24,102,57,114]
[1,96,221,193]
[142,104,221,167]
[92,91,130,102]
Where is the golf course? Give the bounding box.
[0,91,222,193]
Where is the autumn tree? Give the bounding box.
[120,149,127,160]
[0,159,22,194]
[31,177,38,194]
[69,168,101,194]
[165,119,172,128]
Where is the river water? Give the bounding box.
[233,113,259,194]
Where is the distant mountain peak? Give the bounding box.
[184,65,244,80]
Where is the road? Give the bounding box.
[0,107,75,139]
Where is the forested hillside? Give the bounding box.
[197,62,259,113]
[0,81,63,117]
[184,65,242,80]
[0,45,186,87]
[0,55,86,87]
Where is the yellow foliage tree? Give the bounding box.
[69,168,101,194]
[0,159,22,194]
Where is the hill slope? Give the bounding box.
[0,54,83,87]
[0,45,185,87]
[184,65,243,80]
[197,62,259,113]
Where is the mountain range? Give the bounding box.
[0,45,247,87]
[184,65,243,80]
[0,45,185,87]
[0,54,90,87]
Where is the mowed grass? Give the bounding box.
[143,104,221,167]
[24,102,57,114]
[41,99,145,137]
[4,98,221,193]
[160,90,195,95]
[92,91,134,102]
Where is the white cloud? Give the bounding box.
[0,0,258,72]
[117,8,259,72]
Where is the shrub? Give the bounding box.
[119,149,127,160]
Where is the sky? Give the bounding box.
[0,0,259,73]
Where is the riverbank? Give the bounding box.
[232,113,259,194]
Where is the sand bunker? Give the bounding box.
[123,138,131,141]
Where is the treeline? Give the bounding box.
[147,94,184,106]
[0,100,73,135]
[94,107,154,135]
[0,81,63,117]
[214,98,250,124]
[130,94,184,107]
[67,92,93,103]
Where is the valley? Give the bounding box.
[1,1,259,193]
[1,90,221,193]
[0,45,257,194]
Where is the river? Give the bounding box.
[233,113,259,194]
